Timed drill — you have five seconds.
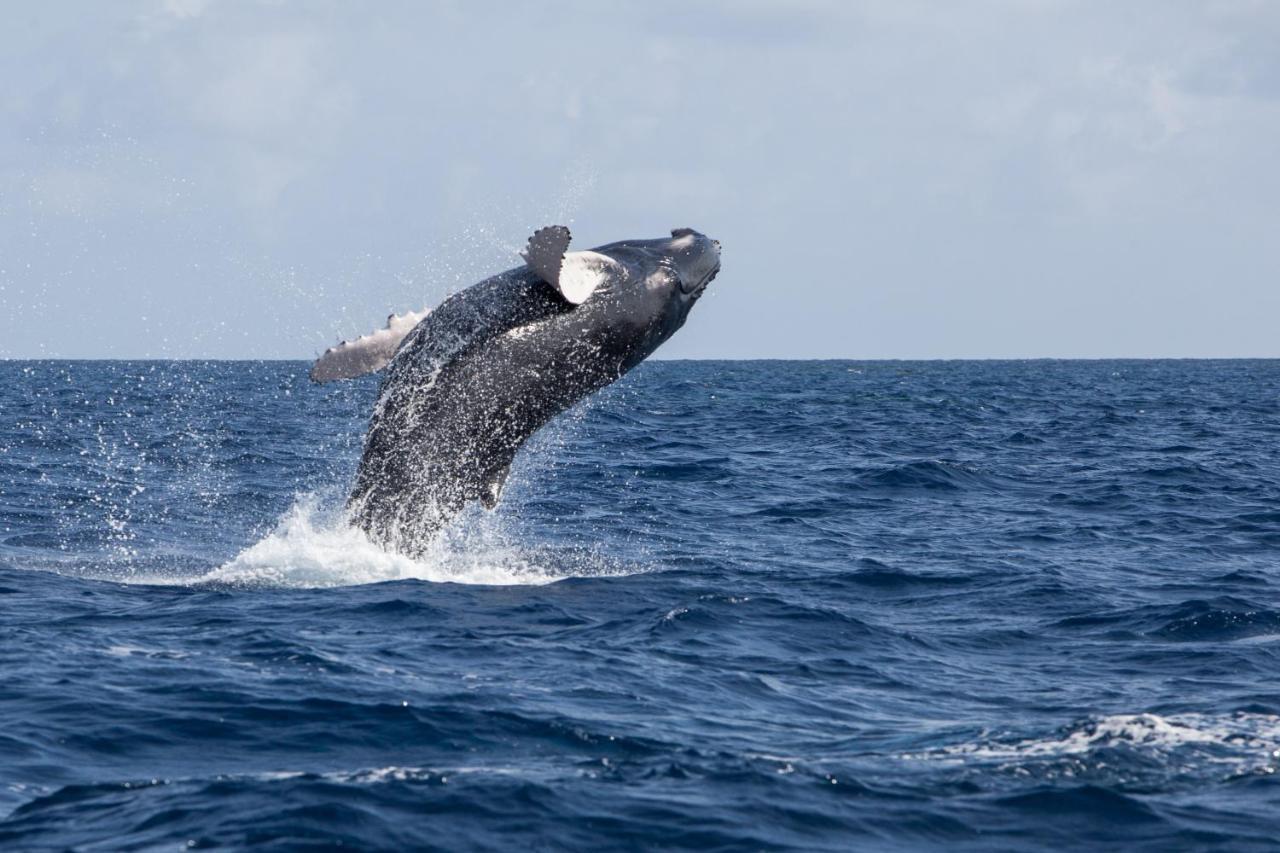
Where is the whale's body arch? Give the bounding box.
[313,226,721,556]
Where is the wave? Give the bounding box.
[902,712,1280,782]
[0,756,873,851]
[1147,599,1280,643]
[852,460,1029,494]
[1054,597,1280,643]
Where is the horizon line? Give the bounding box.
[3,356,1280,364]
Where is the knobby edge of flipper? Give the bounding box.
[310,308,430,383]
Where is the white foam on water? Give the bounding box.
[192,494,591,589]
[902,712,1280,775]
[180,496,608,588]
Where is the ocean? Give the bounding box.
[1,359,1279,850]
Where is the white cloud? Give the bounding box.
[162,0,211,19]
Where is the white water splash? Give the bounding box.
[188,495,627,588]
[903,712,1280,776]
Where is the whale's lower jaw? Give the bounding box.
[685,263,721,297]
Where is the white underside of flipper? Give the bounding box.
[520,226,617,305]
[310,308,430,383]
[555,250,615,304]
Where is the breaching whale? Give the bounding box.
[311,226,721,556]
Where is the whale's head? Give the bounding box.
[595,227,718,363]
[663,228,721,299]
[515,224,719,368]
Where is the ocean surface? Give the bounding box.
[2,359,1279,851]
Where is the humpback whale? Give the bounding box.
[312,226,721,556]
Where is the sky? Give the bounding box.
[1,0,1277,360]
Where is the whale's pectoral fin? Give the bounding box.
[309,308,430,383]
[479,463,511,510]
[520,225,614,305]
[522,225,571,285]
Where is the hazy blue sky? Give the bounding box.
[2,1,1277,359]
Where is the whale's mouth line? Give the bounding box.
[687,262,721,296]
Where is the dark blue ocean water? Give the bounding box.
[2,359,1280,851]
